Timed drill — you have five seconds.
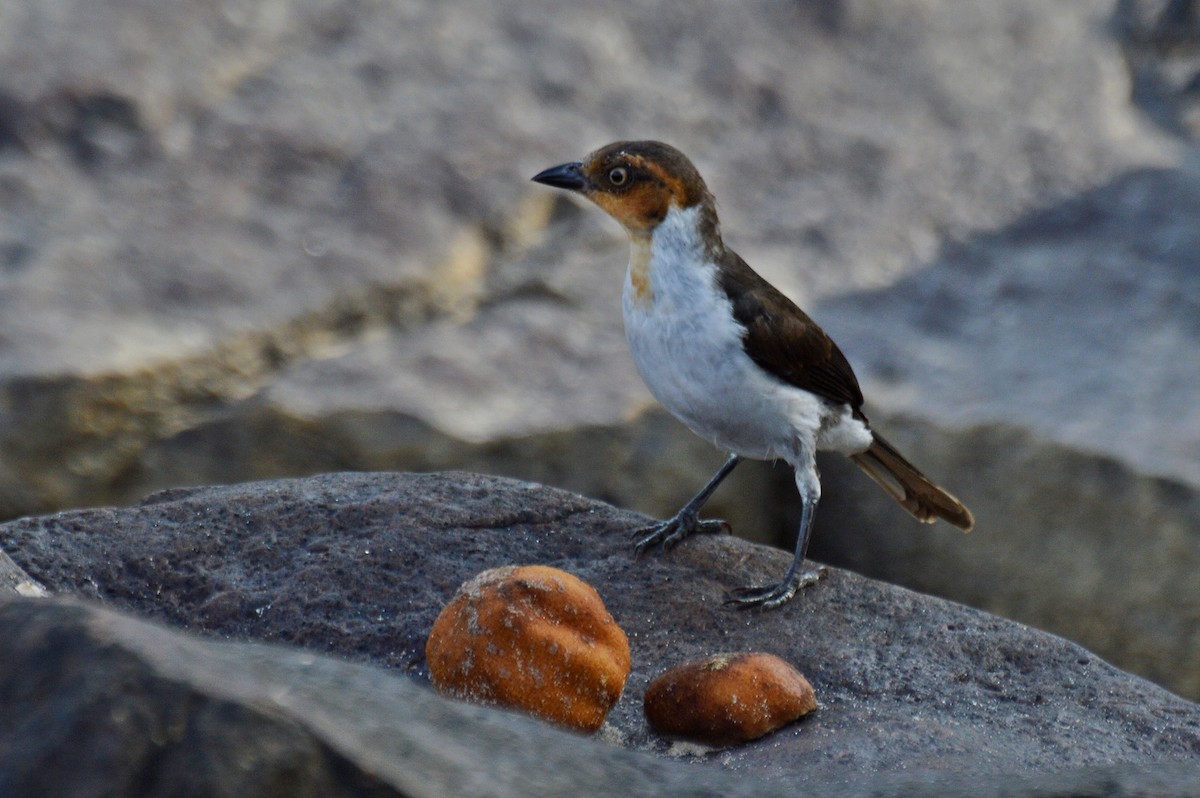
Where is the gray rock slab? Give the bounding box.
[0,547,44,598]
[4,595,1199,798]
[0,595,748,798]
[2,471,1198,793]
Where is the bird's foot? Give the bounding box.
[724,566,827,610]
[633,511,730,557]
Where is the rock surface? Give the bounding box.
[0,546,44,598]
[0,0,1198,701]
[1,471,1198,796]
[3,595,1198,798]
[0,596,754,798]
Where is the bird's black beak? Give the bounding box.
[531,161,587,191]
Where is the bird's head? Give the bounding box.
[532,140,715,235]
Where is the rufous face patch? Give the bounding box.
[578,145,703,232]
[586,178,672,230]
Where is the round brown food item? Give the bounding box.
[644,652,817,745]
[426,564,631,732]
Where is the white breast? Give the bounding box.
[620,205,867,463]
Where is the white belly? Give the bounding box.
[620,206,870,463]
[623,290,809,458]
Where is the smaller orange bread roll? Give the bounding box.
[644,652,816,745]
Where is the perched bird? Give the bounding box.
[532,141,973,609]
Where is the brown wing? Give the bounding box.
[716,249,864,410]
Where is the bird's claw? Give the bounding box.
[724,567,826,610]
[633,515,730,557]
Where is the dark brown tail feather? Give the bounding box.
[850,432,974,531]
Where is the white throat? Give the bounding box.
[625,204,713,311]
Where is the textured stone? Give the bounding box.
[0,596,746,798]
[0,548,44,598]
[4,593,1199,798]
[1,471,1198,794]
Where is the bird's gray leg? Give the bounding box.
[725,456,825,609]
[634,454,740,555]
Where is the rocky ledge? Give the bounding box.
[1,471,1197,796]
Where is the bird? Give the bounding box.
[531,140,973,609]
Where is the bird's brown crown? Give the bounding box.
[577,141,714,231]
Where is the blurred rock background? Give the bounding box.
[0,0,1197,697]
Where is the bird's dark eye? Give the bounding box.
[608,167,629,186]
